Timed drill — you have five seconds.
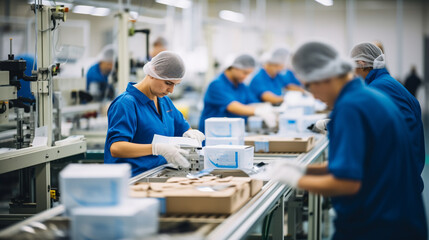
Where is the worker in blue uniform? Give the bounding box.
[105,51,205,177]
[86,48,114,101]
[350,42,425,192]
[268,41,427,240]
[249,48,303,104]
[199,54,277,132]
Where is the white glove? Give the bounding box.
[152,143,190,168]
[270,161,306,187]
[313,119,330,134]
[254,105,277,129]
[183,129,205,146]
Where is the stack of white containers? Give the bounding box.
[60,164,159,240]
[205,117,245,146]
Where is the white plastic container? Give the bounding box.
[204,145,254,170]
[71,198,159,240]
[60,164,130,212]
[205,118,245,138]
[247,116,263,132]
[205,137,244,146]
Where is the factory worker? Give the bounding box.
[268,41,427,240]
[350,42,425,192]
[86,47,114,101]
[249,48,303,104]
[150,37,167,59]
[198,54,277,132]
[105,51,205,177]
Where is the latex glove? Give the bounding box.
[312,119,330,134]
[254,105,277,129]
[183,129,205,146]
[270,161,307,188]
[152,143,190,168]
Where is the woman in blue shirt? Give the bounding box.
[105,51,205,177]
[270,42,427,240]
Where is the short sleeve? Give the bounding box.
[106,97,137,149]
[282,71,302,87]
[204,80,237,112]
[245,86,260,104]
[249,73,271,100]
[328,104,366,181]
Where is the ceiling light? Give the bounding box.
[73,5,95,15]
[219,10,245,23]
[156,0,192,9]
[315,0,333,6]
[91,7,111,17]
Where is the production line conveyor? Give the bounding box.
[0,136,328,240]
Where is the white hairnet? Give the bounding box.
[292,42,355,83]
[143,51,185,80]
[264,48,289,65]
[100,47,115,62]
[231,54,256,69]
[350,42,385,69]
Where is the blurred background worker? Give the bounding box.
[269,41,427,240]
[350,42,425,193]
[86,47,115,101]
[198,54,277,132]
[404,65,423,97]
[249,48,302,105]
[105,51,205,177]
[149,37,168,59]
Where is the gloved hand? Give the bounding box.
[270,161,307,187]
[254,105,277,129]
[183,129,205,146]
[152,143,190,168]
[312,119,330,134]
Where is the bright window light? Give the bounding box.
[219,10,245,23]
[91,7,111,17]
[156,0,192,9]
[73,5,95,15]
[315,0,333,6]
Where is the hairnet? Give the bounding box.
[101,48,115,62]
[291,41,354,83]
[231,54,256,69]
[143,51,185,80]
[350,42,385,69]
[264,48,289,65]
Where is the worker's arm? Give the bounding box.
[306,161,329,175]
[261,91,284,104]
[297,174,361,197]
[226,101,256,116]
[110,141,153,158]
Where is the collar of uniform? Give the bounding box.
[365,68,389,85]
[334,77,364,108]
[260,68,276,80]
[126,82,152,105]
[220,72,242,89]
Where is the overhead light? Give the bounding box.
[91,7,111,17]
[72,5,95,15]
[219,10,245,23]
[315,0,333,6]
[156,0,192,9]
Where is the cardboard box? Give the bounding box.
[204,145,254,170]
[130,176,263,214]
[245,136,315,153]
[205,118,245,138]
[205,136,244,146]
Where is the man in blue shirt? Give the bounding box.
[350,42,425,193]
[270,41,427,240]
[249,48,303,104]
[86,48,114,101]
[199,54,277,132]
[105,51,205,177]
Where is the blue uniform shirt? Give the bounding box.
[365,68,425,192]
[86,63,108,91]
[16,54,36,100]
[280,70,302,87]
[327,78,427,240]
[198,72,258,132]
[105,82,190,177]
[249,69,302,101]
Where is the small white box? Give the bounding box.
[205,118,245,138]
[205,137,244,146]
[279,113,327,135]
[71,198,159,240]
[60,164,130,212]
[204,145,254,170]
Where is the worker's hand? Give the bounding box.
[152,143,190,168]
[254,105,277,129]
[270,161,307,188]
[312,119,330,134]
[183,129,205,146]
